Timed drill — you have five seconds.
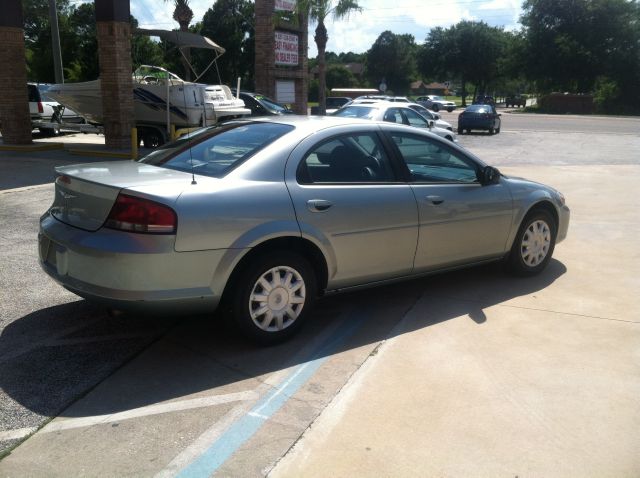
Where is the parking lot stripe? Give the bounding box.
[0,427,37,441]
[35,391,259,434]
[176,313,366,478]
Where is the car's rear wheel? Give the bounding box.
[508,210,557,276]
[231,251,316,344]
[447,107,453,112]
[489,127,495,134]
[432,104,440,112]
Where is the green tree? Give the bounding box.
[366,31,417,95]
[420,21,506,105]
[296,0,362,114]
[197,0,255,87]
[163,0,194,80]
[23,0,73,82]
[520,0,640,112]
[326,64,356,90]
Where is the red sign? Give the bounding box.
[275,31,299,66]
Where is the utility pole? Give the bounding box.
[48,0,64,83]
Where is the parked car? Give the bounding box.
[473,95,495,105]
[28,83,44,122]
[505,94,527,108]
[406,103,453,131]
[332,102,456,141]
[39,117,569,343]
[325,97,352,114]
[415,95,457,112]
[235,91,294,116]
[458,104,502,134]
[28,83,84,135]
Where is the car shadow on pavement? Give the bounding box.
[0,260,566,420]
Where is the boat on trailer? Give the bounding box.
[46,29,250,146]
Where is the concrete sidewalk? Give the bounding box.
[271,165,640,477]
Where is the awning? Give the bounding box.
[134,28,226,54]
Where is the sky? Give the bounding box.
[77,0,525,57]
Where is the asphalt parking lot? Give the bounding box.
[0,112,639,476]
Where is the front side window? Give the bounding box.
[389,133,479,183]
[298,132,395,183]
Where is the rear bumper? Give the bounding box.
[39,213,227,310]
[458,119,494,130]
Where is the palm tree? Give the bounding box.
[165,0,194,80]
[299,1,361,115]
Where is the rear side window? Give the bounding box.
[139,122,294,178]
[298,132,395,184]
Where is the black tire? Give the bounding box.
[458,128,464,135]
[432,104,440,112]
[40,126,59,137]
[508,209,557,276]
[447,107,453,112]
[231,251,317,344]
[495,126,501,134]
[142,129,164,148]
[489,127,495,134]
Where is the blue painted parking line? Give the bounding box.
[177,314,366,478]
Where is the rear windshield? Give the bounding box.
[466,105,491,113]
[332,106,376,119]
[139,122,294,178]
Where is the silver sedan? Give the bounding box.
[39,117,570,343]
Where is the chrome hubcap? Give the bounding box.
[520,219,551,267]
[249,266,306,332]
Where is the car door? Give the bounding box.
[384,130,513,270]
[285,129,419,289]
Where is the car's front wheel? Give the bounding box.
[508,210,557,275]
[231,251,316,344]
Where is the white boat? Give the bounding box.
[46,30,250,130]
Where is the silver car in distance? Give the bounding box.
[39,117,570,343]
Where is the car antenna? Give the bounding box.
[173,30,197,185]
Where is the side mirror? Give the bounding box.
[480,165,500,185]
[428,120,434,128]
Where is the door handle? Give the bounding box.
[307,199,333,212]
[426,195,444,205]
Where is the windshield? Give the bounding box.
[431,96,443,101]
[139,122,294,178]
[332,106,376,119]
[253,95,288,113]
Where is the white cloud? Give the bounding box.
[129,0,523,56]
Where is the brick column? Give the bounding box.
[96,0,133,150]
[255,0,308,115]
[0,0,32,144]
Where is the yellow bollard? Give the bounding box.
[131,127,138,160]
[170,124,176,141]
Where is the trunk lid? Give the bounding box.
[50,161,195,231]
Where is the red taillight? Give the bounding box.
[38,101,44,114]
[105,194,177,234]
